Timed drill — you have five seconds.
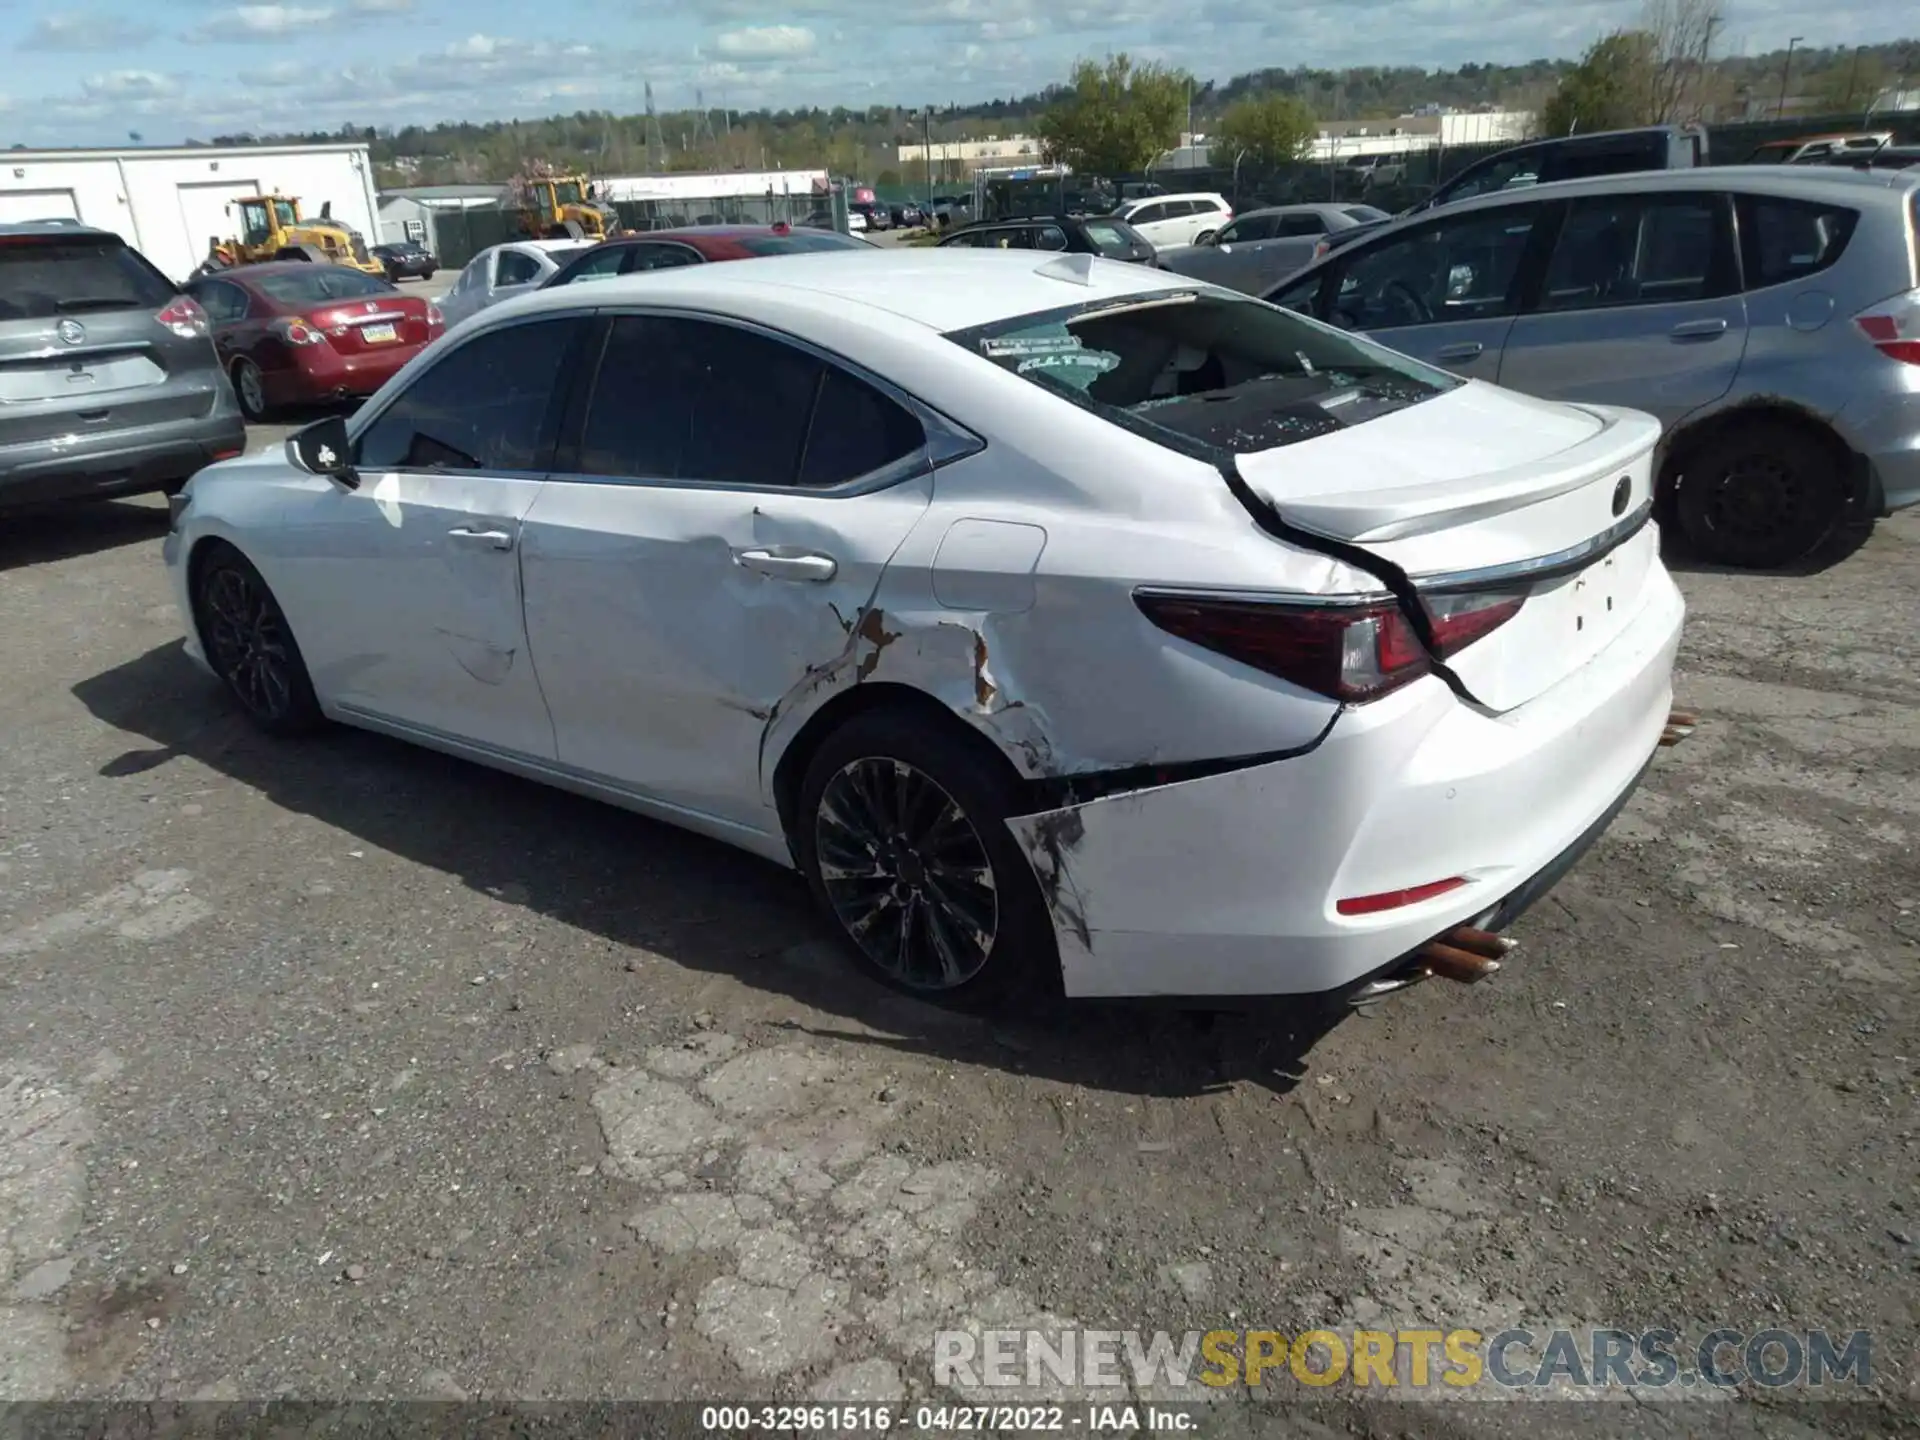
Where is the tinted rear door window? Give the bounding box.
[799,369,925,487]
[354,317,580,472]
[0,236,173,321]
[1537,195,1731,310]
[1735,195,1860,288]
[579,316,925,490]
[579,316,816,486]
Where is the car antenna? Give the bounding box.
[1034,253,1097,286]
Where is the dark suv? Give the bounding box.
[371,240,438,281]
[1,223,246,511]
[1410,124,1708,215]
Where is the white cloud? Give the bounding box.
[714,24,817,59]
[21,13,156,51]
[185,4,339,42]
[80,70,180,99]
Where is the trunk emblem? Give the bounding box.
[1611,477,1631,517]
[57,319,86,345]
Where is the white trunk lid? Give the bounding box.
[1236,383,1667,713]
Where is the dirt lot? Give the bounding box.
[0,463,1914,1431]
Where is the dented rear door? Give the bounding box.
[518,312,938,835]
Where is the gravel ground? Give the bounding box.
[0,465,1914,1433]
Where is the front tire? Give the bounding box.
[1673,421,1846,569]
[796,710,1058,1009]
[190,545,323,735]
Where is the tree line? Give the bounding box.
[192,22,1917,188]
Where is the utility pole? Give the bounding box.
[922,106,934,211]
[1777,36,1803,120]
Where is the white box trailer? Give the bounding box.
[0,143,382,283]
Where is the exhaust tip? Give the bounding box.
[1417,939,1502,984]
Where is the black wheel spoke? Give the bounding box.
[198,563,298,722]
[815,756,998,992]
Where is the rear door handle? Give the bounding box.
[1434,341,1484,361]
[447,526,514,551]
[1670,318,1729,339]
[735,547,838,582]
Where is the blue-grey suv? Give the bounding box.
[1266,165,1920,567]
[1,223,247,511]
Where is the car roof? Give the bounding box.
[489,249,1188,334]
[601,226,817,243]
[1123,191,1225,205]
[0,220,121,239]
[195,261,387,284]
[1398,162,1920,220]
[1758,131,1890,146]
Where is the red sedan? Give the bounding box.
[540,222,876,289]
[185,262,444,420]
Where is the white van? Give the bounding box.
[1113,192,1232,248]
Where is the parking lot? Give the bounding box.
[2,345,1917,1424]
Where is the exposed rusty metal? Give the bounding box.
[1415,939,1502,984]
[1445,925,1516,960]
[1661,707,1699,746]
[972,632,997,709]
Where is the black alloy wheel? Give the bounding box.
[815,756,999,990]
[796,710,1058,1008]
[192,548,322,734]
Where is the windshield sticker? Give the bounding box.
[982,333,1084,358]
[1017,350,1119,376]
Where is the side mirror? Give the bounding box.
[320,201,332,219]
[286,414,358,489]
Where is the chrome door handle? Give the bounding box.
[1435,341,1484,361]
[1670,318,1729,339]
[735,547,838,582]
[447,526,514,550]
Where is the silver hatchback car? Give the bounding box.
[1,223,246,511]
[1266,166,1920,567]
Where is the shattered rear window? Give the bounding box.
[946,291,1459,457]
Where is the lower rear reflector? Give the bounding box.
[1337,877,1467,917]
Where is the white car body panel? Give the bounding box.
[436,240,590,330]
[164,249,1684,999]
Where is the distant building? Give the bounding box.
[2,142,380,282]
[376,183,508,248]
[894,135,1044,177]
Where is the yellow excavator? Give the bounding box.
[194,195,384,278]
[507,164,620,240]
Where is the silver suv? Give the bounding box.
[1267,166,1920,568]
[1,223,246,511]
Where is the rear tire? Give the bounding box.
[190,545,323,736]
[230,358,271,423]
[1673,421,1846,569]
[795,709,1059,1011]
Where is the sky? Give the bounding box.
[0,0,1911,148]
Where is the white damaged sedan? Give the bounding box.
[163,249,1685,1007]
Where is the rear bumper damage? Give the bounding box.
[1003,564,1686,1000]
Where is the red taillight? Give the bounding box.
[156,296,208,338]
[1855,296,1920,364]
[427,302,445,331]
[1336,877,1467,916]
[1135,589,1522,703]
[1423,591,1527,657]
[771,221,791,236]
[274,317,325,347]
